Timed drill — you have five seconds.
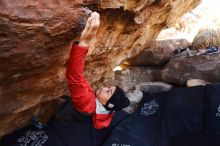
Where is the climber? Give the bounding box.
[55,11,130,129]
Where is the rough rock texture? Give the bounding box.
[115,67,161,92]
[0,0,92,137]
[86,0,201,87]
[0,0,201,137]
[0,100,61,138]
[124,39,191,66]
[162,53,220,85]
[140,82,173,94]
[118,39,220,87]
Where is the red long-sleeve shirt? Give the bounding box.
[66,43,114,129]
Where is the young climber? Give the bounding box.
[57,12,130,129]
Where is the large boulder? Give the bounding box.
[0,0,92,137]
[115,67,161,92]
[162,53,220,85]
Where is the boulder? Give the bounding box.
[140,82,173,93]
[0,0,91,137]
[124,39,191,66]
[115,67,161,92]
[162,53,220,85]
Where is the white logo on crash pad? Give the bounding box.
[112,143,131,146]
[140,99,159,116]
[17,130,48,146]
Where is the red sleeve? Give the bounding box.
[66,43,95,114]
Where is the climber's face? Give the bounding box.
[96,86,116,106]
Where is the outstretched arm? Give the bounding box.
[66,12,100,113]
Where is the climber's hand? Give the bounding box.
[79,12,100,47]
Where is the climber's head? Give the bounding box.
[96,86,130,111]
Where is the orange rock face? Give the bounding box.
[0,0,201,137]
[0,0,92,137]
[85,0,201,87]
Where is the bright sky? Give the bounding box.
[157,0,220,41]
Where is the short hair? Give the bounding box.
[192,28,220,50]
